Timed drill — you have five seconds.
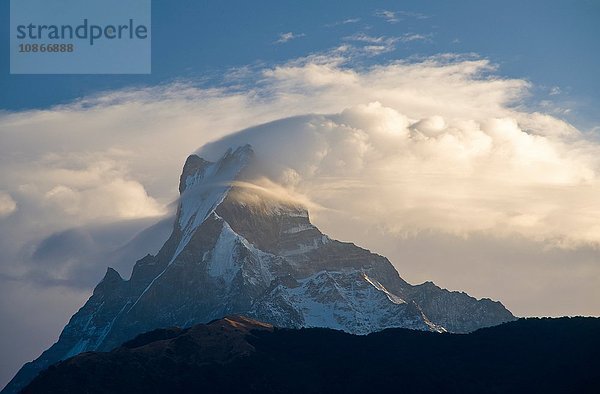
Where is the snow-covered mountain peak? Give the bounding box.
[179,144,254,193]
[2,144,516,394]
[175,145,256,256]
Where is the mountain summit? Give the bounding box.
[4,145,514,393]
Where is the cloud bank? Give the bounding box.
[1,53,598,286]
[201,103,598,246]
[1,53,598,289]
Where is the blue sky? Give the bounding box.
[1,0,599,129]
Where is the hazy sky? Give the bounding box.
[1,0,600,389]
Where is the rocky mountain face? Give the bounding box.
[23,316,600,394]
[3,145,515,393]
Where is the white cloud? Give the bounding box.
[1,53,599,322]
[1,54,591,248]
[326,18,361,27]
[344,32,431,54]
[0,192,17,218]
[341,18,360,24]
[344,33,400,55]
[346,33,389,44]
[275,32,305,44]
[44,178,164,220]
[399,33,432,43]
[374,10,399,23]
[374,10,429,23]
[200,101,600,246]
